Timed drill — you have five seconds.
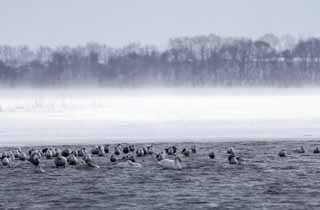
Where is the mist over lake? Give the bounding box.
[1,87,319,146]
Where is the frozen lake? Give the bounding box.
[1,88,320,146]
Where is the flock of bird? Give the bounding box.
[0,143,319,173]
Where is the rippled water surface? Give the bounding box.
[1,140,320,210]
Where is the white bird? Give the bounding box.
[293,146,305,154]
[127,160,142,168]
[2,157,10,166]
[158,156,182,170]
[117,160,142,168]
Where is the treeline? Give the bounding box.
[1,34,320,87]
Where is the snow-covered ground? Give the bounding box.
[1,87,320,146]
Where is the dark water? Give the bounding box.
[1,140,320,210]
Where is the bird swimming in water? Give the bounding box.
[314,147,320,154]
[191,145,197,153]
[62,148,72,157]
[91,147,99,156]
[147,145,154,155]
[67,154,78,165]
[158,156,182,170]
[45,150,54,159]
[19,152,27,161]
[227,147,235,155]
[84,154,100,168]
[123,146,129,154]
[1,157,10,166]
[114,146,121,156]
[278,149,286,157]
[129,145,135,152]
[293,146,305,154]
[104,145,110,154]
[181,148,190,157]
[228,154,238,165]
[54,155,67,168]
[98,145,105,157]
[155,152,166,161]
[110,154,117,163]
[29,153,46,173]
[136,148,145,157]
[208,151,215,159]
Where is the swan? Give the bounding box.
[91,147,99,155]
[45,150,54,159]
[110,154,117,163]
[227,147,235,155]
[147,145,154,155]
[293,146,305,153]
[129,145,135,152]
[117,160,142,168]
[136,148,145,157]
[77,148,86,157]
[54,155,67,168]
[114,146,121,156]
[54,148,61,157]
[13,150,20,159]
[127,160,142,168]
[2,157,10,166]
[84,154,100,168]
[62,148,72,157]
[158,156,182,170]
[29,154,40,166]
[67,154,78,165]
[98,145,105,157]
[228,154,238,164]
[104,145,110,154]
[19,152,27,161]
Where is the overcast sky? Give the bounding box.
[0,0,318,48]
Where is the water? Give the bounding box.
[1,88,320,146]
[1,140,320,210]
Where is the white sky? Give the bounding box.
[0,0,318,48]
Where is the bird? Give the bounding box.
[62,148,72,157]
[54,155,67,168]
[293,146,305,154]
[191,145,197,153]
[114,146,121,156]
[158,156,182,170]
[104,145,110,154]
[156,152,166,161]
[181,148,190,157]
[278,149,286,157]
[123,146,129,154]
[45,150,54,159]
[129,145,135,152]
[67,154,78,165]
[84,154,100,168]
[110,154,117,163]
[208,151,215,159]
[1,157,10,166]
[98,145,105,157]
[19,152,28,161]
